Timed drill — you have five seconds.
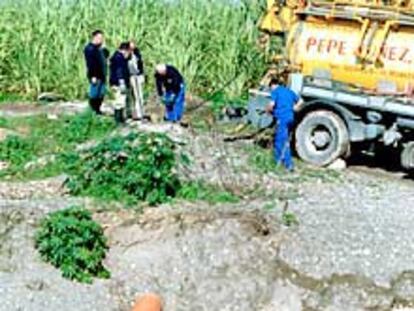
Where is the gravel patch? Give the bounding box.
[281,171,414,287]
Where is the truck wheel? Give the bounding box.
[401,142,414,171]
[295,110,349,166]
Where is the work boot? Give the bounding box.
[114,108,125,126]
[88,98,96,113]
[95,98,103,115]
[89,98,102,115]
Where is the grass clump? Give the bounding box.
[247,145,341,183]
[282,211,299,227]
[35,206,110,284]
[178,181,240,204]
[67,132,180,206]
[0,135,36,167]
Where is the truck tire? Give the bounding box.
[295,110,349,166]
[401,142,414,171]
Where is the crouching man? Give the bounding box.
[155,64,185,123]
[110,42,131,125]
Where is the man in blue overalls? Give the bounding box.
[155,64,185,122]
[267,78,300,171]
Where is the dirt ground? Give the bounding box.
[1,169,414,311]
[1,103,414,310]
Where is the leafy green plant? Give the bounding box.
[0,135,36,166]
[35,206,110,284]
[67,132,180,206]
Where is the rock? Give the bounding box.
[0,161,9,171]
[23,155,56,170]
[393,272,414,302]
[261,282,302,311]
[328,158,347,170]
[46,113,59,120]
[37,92,65,102]
[76,140,98,152]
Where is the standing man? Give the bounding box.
[83,30,107,114]
[110,42,131,125]
[155,64,185,123]
[267,78,300,171]
[128,41,145,121]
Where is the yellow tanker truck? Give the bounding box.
[249,0,414,169]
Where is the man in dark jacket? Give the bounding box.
[155,64,185,122]
[83,30,107,114]
[110,42,131,124]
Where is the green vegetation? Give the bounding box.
[178,181,240,204]
[204,91,249,115]
[0,92,24,103]
[35,206,110,283]
[247,145,342,183]
[0,0,266,99]
[282,211,299,227]
[67,132,180,206]
[0,135,35,167]
[65,132,242,205]
[0,111,115,178]
[0,113,242,206]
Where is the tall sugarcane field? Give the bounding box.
[0,0,266,99]
[1,0,414,310]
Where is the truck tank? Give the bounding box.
[260,0,414,94]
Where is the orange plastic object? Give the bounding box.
[131,293,163,311]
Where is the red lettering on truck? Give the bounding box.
[317,39,327,53]
[306,37,317,51]
[399,48,411,64]
[381,46,412,64]
[327,40,338,53]
[305,37,348,56]
[338,41,346,55]
[388,47,397,61]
